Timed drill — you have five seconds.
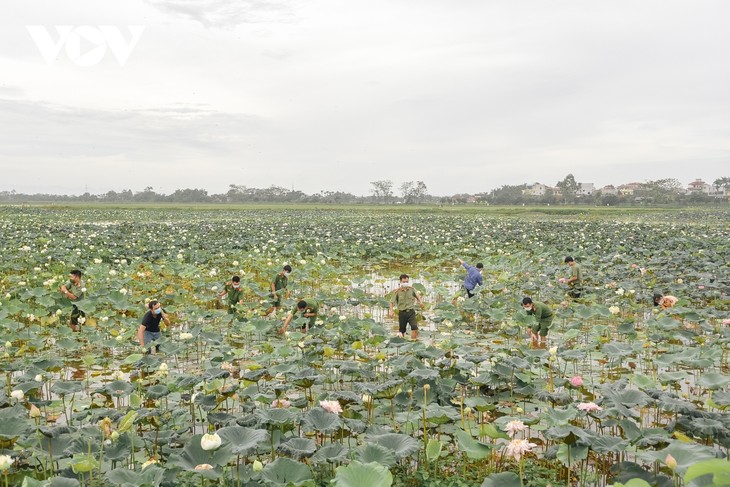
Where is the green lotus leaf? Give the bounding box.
[106,465,165,487]
[216,425,268,456]
[640,441,717,474]
[689,418,726,437]
[368,433,420,459]
[355,443,396,467]
[424,404,459,425]
[278,437,317,459]
[697,372,730,390]
[556,443,589,467]
[255,408,299,428]
[261,457,313,486]
[684,459,730,485]
[333,461,393,487]
[303,407,343,434]
[480,472,520,487]
[310,443,349,465]
[145,384,170,399]
[51,380,83,396]
[167,434,232,477]
[454,428,490,460]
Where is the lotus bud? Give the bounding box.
[463,407,472,415]
[35,374,43,382]
[110,430,120,441]
[29,404,41,418]
[252,460,263,472]
[10,390,24,401]
[200,433,222,451]
[4,341,11,348]
[665,453,677,470]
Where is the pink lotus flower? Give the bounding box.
[631,264,638,269]
[504,420,527,437]
[570,376,583,387]
[577,402,603,412]
[319,400,343,415]
[271,399,291,408]
[723,319,730,326]
[698,285,705,290]
[504,438,537,461]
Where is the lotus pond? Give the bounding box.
[0,205,729,487]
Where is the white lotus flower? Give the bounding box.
[504,438,537,461]
[232,260,239,266]
[200,433,222,451]
[10,389,24,401]
[55,309,63,316]
[94,258,102,264]
[0,454,14,472]
[179,332,193,340]
[35,374,43,382]
[504,420,527,437]
[609,306,620,315]
[211,286,218,292]
[319,400,343,415]
[577,402,603,412]
[109,270,117,276]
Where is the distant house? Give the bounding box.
[709,185,728,199]
[578,183,595,196]
[617,182,644,195]
[523,183,551,197]
[687,179,711,195]
[599,185,618,196]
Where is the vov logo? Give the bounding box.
[27,26,145,67]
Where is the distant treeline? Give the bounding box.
[1,177,728,205]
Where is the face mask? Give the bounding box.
[154,308,162,315]
[400,281,410,288]
[232,284,240,289]
[284,272,290,276]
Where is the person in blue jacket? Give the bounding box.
[458,258,483,298]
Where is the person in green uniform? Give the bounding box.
[59,269,85,332]
[265,265,292,316]
[560,256,583,298]
[280,299,319,334]
[522,297,554,348]
[389,274,425,340]
[218,275,244,313]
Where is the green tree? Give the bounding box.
[370,180,394,202]
[556,174,580,203]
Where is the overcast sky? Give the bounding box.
[1,1,728,196]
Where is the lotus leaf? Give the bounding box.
[355,443,397,467]
[480,472,520,487]
[303,407,343,434]
[262,457,313,486]
[310,443,349,465]
[216,425,268,455]
[106,465,166,487]
[368,433,420,459]
[278,437,316,459]
[333,461,393,487]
